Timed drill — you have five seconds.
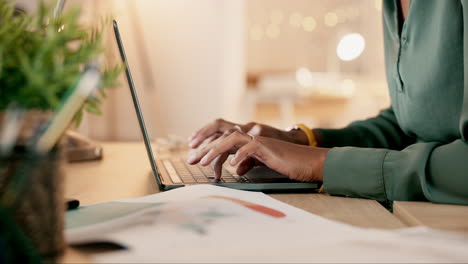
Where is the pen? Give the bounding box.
[53,0,67,19]
[66,198,80,210]
[0,104,24,158]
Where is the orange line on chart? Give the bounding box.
[207,195,286,218]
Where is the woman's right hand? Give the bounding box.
[188,118,309,149]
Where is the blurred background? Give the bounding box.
[15,0,390,141]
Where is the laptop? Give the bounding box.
[113,20,321,192]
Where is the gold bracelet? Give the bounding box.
[296,123,317,147]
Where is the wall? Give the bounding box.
[246,0,385,77]
[77,0,246,140]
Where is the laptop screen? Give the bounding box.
[112,20,164,190]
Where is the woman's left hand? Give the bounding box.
[186,130,330,182]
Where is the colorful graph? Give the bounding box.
[177,196,286,235]
[206,196,286,218]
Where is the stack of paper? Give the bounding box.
[66,185,468,263]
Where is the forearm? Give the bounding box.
[285,129,310,145]
[323,140,468,205]
[316,108,415,150]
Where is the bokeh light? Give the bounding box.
[340,79,356,97]
[266,24,281,39]
[324,12,338,27]
[374,0,382,11]
[270,10,284,25]
[250,24,264,41]
[295,67,314,87]
[336,33,366,61]
[302,16,317,32]
[289,12,303,28]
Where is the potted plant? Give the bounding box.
[0,0,120,259]
[0,1,120,122]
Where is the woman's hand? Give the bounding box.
[186,130,330,182]
[188,118,309,149]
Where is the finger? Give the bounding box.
[230,138,260,166]
[189,119,235,148]
[187,133,229,164]
[189,124,219,148]
[246,124,263,136]
[236,157,255,176]
[199,131,251,166]
[205,133,222,145]
[213,152,230,181]
[189,120,226,141]
[224,127,241,134]
[204,129,239,151]
[200,129,238,151]
[240,122,257,133]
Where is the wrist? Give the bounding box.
[314,147,330,182]
[286,124,318,146]
[286,129,309,145]
[312,129,322,147]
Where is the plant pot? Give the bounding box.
[0,110,66,257]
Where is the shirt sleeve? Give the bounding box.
[316,108,415,150]
[320,2,468,205]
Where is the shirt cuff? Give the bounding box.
[315,127,360,148]
[323,147,390,202]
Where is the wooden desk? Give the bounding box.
[270,193,404,229]
[60,142,404,262]
[394,201,468,234]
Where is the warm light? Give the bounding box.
[340,79,356,96]
[345,7,360,19]
[350,7,360,18]
[250,24,264,41]
[266,24,280,39]
[295,67,314,87]
[289,12,303,28]
[336,10,347,23]
[302,16,316,32]
[270,10,284,25]
[374,0,382,11]
[336,33,366,61]
[324,12,338,27]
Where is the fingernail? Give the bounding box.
[200,156,209,165]
[189,140,197,148]
[230,156,238,165]
[187,154,197,164]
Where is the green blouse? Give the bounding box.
[319,0,468,205]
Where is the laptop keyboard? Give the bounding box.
[162,158,251,184]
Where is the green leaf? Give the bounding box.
[85,104,102,115]
[0,0,122,121]
[73,108,84,127]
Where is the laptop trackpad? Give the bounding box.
[244,167,299,183]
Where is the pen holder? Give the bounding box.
[0,111,66,258]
